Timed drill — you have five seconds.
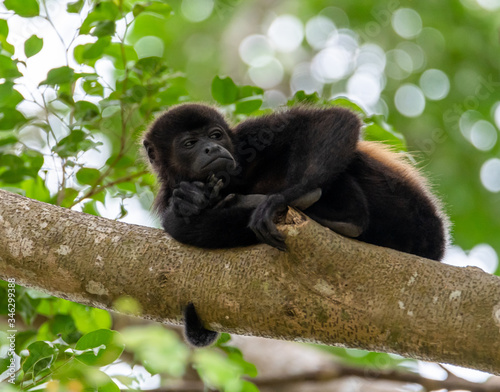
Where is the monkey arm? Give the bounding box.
[162,185,322,248]
[161,202,259,248]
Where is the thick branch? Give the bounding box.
[1,189,500,374]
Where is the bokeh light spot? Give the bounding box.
[419,69,450,101]
[394,84,425,117]
[291,62,323,95]
[134,36,164,58]
[267,15,304,53]
[469,244,499,274]
[476,0,500,10]
[443,244,498,274]
[459,110,482,141]
[397,42,426,72]
[480,158,500,192]
[493,102,500,129]
[385,49,412,80]
[263,90,287,108]
[311,47,350,82]
[470,120,497,151]
[239,35,274,67]
[391,8,422,39]
[356,43,386,74]
[181,0,214,22]
[248,58,284,89]
[347,72,381,106]
[305,16,336,50]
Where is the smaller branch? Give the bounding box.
[41,0,69,66]
[136,364,500,392]
[69,170,149,207]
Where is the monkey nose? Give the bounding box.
[205,145,220,154]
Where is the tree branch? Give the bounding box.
[140,363,500,392]
[1,189,500,374]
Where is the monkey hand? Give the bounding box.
[206,175,224,201]
[171,182,211,218]
[171,178,225,218]
[249,194,288,251]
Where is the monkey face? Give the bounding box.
[173,126,236,180]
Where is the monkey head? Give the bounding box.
[143,104,237,184]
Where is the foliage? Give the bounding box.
[0,0,498,390]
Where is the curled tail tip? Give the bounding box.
[183,302,220,347]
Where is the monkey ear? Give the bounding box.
[143,140,156,163]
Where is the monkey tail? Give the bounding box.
[183,303,219,347]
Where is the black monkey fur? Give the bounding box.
[143,103,449,347]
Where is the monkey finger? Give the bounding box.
[249,212,287,251]
[214,193,236,208]
[174,185,208,207]
[213,178,224,194]
[173,199,202,217]
[207,175,218,188]
[192,181,206,190]
[253,221,287,251]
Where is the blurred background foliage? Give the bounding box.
[0,0,499,390]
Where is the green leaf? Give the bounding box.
[76,167,101,186]
[133,1,172,17]
[96,374,120,392]
[364,114,407,150]
[329,97,366,115]
[91,190,106,204]
[92,20,116,37]
[82,200,100,216]
[52,130,102,158]
[121,326,189,377]
[287,90,320,105]
[0,20,15,54]
[24,35,43,58]
[0,55,22,79]
[40,66,75,86]
[102,43,138,69]
[127,12,169,44]
[22,341,57,377]
[13,330,37,355]
[74,101,100,122]
[216,333,231,345]
[67,0,85,13]
[241,381,260,392]
[50,314,82,344]
[82,78,104,96]
[0,154,25,183]
[21,178,51,202]
[212,76,238,105]
[74,37,112,65]
[235,97,262,115]
[0,109,26,131]
[4,0,39,17]
[54,188,79,208]
[71,305,112,333]
[84,371,120,392]
[0,82,23,108]
[238,85,263,99]
[75,329,124,366]
[0,136,18,151]
[81,2,120,34]
[218,340,258,378]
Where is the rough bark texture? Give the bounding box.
[1,189,500,374]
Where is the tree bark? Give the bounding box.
[1,189,500,374]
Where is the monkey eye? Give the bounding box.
[183,139,197,148]
[209,130,223,139]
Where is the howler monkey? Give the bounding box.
[143,103,449,347]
